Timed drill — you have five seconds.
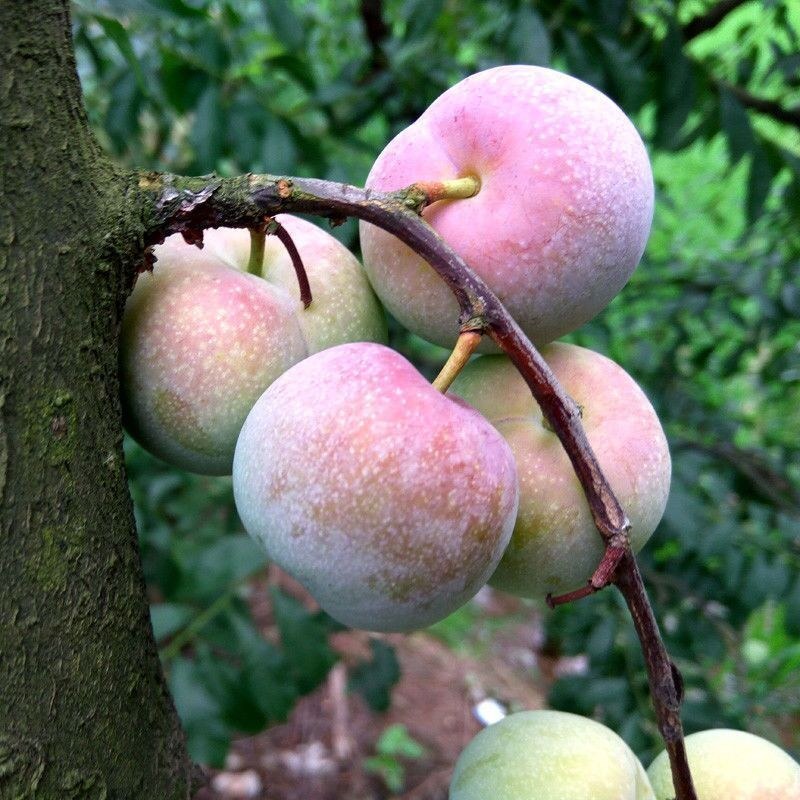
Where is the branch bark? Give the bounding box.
[138,172,698,800]
[719,80,800,129]
[2,2,195,797]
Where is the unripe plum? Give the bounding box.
[450,343,670,598]
[360,65,654,349]
[120,215,386,475]
[647,729,800,800]
[450,710,656,800]
[232,342,519,632]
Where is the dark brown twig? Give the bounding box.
[718,80,800,129]
[359,0,389,75]
[140,172,697,800]
[267,218,313,308]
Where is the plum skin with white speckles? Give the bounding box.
[360,65,654,350]
[647,729,800,800]
[450,343,671,598]
[120,215,386,475]
[450,710,656,800]
[232,342,519,633]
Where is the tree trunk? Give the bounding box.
[0,2,193,797]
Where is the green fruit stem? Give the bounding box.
[247,227,266,275]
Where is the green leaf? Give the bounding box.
[229,613,299,722]
[376,724,425,759]
[168,657,232,767]
[178,534,268,602]
[270,587,338,692]
[363,754,405,793]
[104,70,141,152]
[654,23,694,149]
[262,0,305,50]
[150,602,194,641]
[159,48,209,113]
[93,15,147,93]
[403,0,445,41]
[195,645,269,734]
[261,116,297,173]
[190,85,226,171]
[719,88,755,165]
[746,145,774,222]
[507,8,551,66]
[348,639,401,712]
[145,0,208,19]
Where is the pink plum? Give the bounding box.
[232,342,519,632]
[450,343,670,598]
[120,215,386,475]
[360,65,654,349]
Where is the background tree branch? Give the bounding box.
[681,0,750,42]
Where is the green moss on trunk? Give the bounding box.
[0,2,193,797]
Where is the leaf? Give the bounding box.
[507,8,551,66]
[104,70,141,152]
[363,755,405,793]
[229,612,299,722]
[376,724,425,758]
[654,23,694,149]
[270,587,339,692]
[145,0,208,19]
[93,15,147,93]
[403,0,445,41]
[168,657,232,767]
[150,602,194,641]
[178,534,268,602]
[190,85,226,172]
[159,48,209,113]
[719,88,755,165]
[746,145,774,222]
[261,116,297,174]
[348,639,401,712]
[196,645,269,734]
[262,0,305,50]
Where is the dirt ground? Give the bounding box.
[193,573,555,800]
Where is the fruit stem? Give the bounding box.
[247,227,266,275]
[432,331,482,393]
[417,175,480,205]
[271,221,313,308]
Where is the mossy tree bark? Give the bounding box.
[0,2,194,797]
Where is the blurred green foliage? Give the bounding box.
[75,0,800,768]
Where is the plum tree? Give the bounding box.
[647,729,800,800]
[360,65,653,350]
[120,215,386,474]
[232,342,519,632]
[450,343,671,597]
[449,710,656,800]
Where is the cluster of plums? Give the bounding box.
[450,710,800,800]
[123,65,667,630]
[120,65,799,796]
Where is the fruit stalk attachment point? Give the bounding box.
[432,330,482,393]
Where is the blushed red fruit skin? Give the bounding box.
[120,216,386,475]
[450,343,671,598]
[360,65,654,349]
[121,260,306,475]
[232,342,519,632]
